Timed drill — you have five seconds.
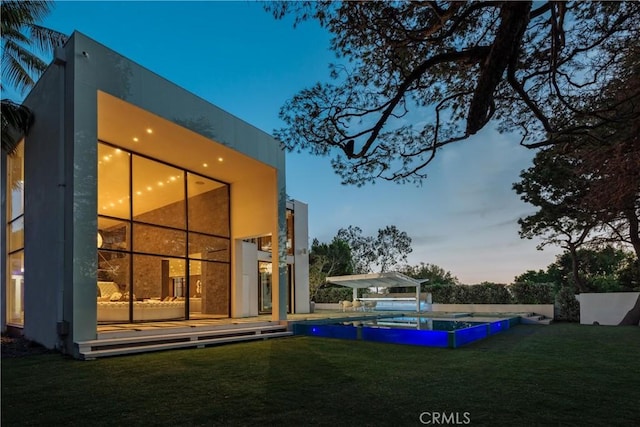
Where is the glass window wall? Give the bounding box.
[97,142,230,323]
[6,140,25,326]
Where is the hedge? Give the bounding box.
[314,282,556,305]
[313,287,354,303]
[424,282,553,304]
[510,282,554,304]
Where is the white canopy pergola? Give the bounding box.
[326,272,427,312]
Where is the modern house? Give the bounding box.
[1,32,310,358]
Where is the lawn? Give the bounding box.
[2,323,639,426]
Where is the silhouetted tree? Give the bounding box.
[268,1,640,184]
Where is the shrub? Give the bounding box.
[510,282,554,304]
[424,284,458,303]
[426,283,511,304]
[556,286,580,322]
[313,287,354,303]
[470,282,512,303]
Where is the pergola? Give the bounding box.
[326,272,427,312]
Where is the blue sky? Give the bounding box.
[37,0,562,283]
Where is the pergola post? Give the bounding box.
[353,287,358,302]
[416,285,420,312]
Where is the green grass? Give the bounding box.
[2,323,639,426]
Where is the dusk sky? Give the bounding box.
[38,1,563,284]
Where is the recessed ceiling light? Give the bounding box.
[115,149,121,153]
[136,191,142,195]
[170,176,176,181]
[158,181,164,186]
[146,128,153,134]
[103,156,110,161]
[109,203,115,207]
[203,163,208,168]
[218,157,224,162]
[146,186,153,191]
[133,137,139,142]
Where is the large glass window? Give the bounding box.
[6,140,25,326]
[259,261,272,314]
[98,144,130,219]
[7,252,24,325]
[286,209,294,256]
[187,173,229,237]
[97,142,230,323]
[133,156,185,229]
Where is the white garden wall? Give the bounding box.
[577,292,640,326]
[431,304,554,319]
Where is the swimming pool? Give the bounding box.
[293,315,519,348]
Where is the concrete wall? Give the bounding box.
[233,241,258,317]
[21,49,69,350]
[431,304,555,319]
[577,292,640,326]
[292,200,310,314]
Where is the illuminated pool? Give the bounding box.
[293,316,519,348]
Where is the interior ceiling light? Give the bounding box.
[133,137,139,142]
[203,163,208,168]
[146,186,153,191]
[217,157,223,162]
[146,128,153,134]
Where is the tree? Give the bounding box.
[398,262,459,292]
[268,2,640,184]
[523,247,640,293]
[335,226,375,274]
[514,43,640,285]
[1,0,67,154]
[373,225,413,273]
[308,237,353,299]
[336,225,412,273]
[567,44,640,262]
[513,148,601,292]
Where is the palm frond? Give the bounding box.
[2,39,48,93]
[1,0,68,95]
[1,1,53,29]
[25,23,67,53]
[1,99,33,155]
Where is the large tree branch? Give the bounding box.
[466,1,532,135]
[353,46,490,158]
